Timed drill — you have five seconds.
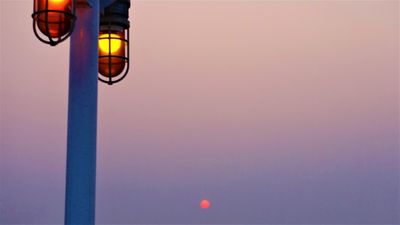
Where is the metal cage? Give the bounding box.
[98,0,131,85]
[32,0,76,46]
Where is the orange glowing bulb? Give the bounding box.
[200,199,210,209]
[48,0,68,10]
[36,0,72,38]
[99,34,123,54]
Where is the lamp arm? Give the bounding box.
[100,0,118,10]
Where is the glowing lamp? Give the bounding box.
[32,0,76,46]
[98,0,130,85]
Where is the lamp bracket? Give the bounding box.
[77,0,93,8]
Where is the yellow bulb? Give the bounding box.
[99,34,123,54]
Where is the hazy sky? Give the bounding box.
[1,0,399,224]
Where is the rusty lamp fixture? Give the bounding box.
[98,0,130,85]
[32,0,76,46]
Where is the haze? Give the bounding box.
[1,0,399,224]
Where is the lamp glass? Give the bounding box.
[99,33,123,54]
[98,31,126,77]
[36,0,72,38]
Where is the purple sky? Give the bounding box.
[1,1,399,224]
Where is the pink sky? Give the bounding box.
[1,1,399,224]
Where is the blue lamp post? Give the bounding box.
[64,1,99,224]
[32,0,131,224]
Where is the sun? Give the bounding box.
[200,199,210,209]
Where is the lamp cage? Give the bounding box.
[98,0,131,85]
[32,0,76,46]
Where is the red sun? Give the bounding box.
[200,199,210,209]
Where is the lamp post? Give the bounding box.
[31,0,131,224]
[64,1,99,224]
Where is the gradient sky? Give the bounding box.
[1,0,399,224]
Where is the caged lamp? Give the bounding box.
[32,0,76,46]
[98,0,131,85]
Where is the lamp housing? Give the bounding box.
[98,0,130,85]
[32,0,76,46]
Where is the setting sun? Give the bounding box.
[200,199,210,209]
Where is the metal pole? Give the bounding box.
[65,1,99,224]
